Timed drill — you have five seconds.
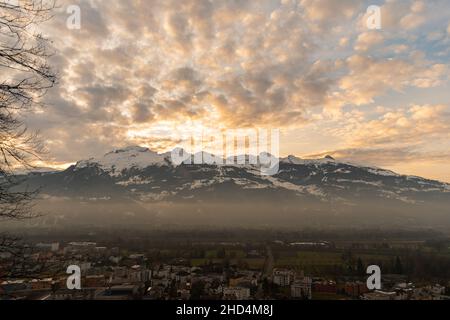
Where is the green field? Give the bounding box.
[273,250,407,273]
[276,251,343,267]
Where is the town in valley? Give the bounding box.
[1,228,449,301]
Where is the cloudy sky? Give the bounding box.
[26,0,450,181]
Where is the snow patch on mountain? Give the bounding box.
[262,176,327,198]
[365,167,399,177]
[336,179,383,187]
[116,176,154,187]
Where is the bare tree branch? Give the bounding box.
[0,0,56,222]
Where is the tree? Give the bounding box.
[168,280,178,299]
[217,248,226,259]
[356,257,365,276]
[262,278,270,297]
[0,0,56,273]
[394,256,403,275]
[190,281,205,300]
[1,0,56,220]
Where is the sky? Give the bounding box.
[23,0,450,182]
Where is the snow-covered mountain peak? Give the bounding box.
[75,146,169,174]
[74,146,349,173]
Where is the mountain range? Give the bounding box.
[12,146,450,229]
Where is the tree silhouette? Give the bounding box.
[1,0,56,220]
[356,257,365,276]
[0,0,56,276]
[395,256,403,275]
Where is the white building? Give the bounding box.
[272,269,294,287]
[128,266,152,283]
[291,277,312,299]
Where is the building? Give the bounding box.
[79,262,92,272]
[49,289,98,300]
[128,265,152,283]
[313,280,337,294]
[223,287,251,300]
[291,277,312,299]
[175,271,190,284]
[427,284,446,296]
[36,243,60,252]
[0,280,29,294]
[272,269,294,287]
[0,252,12,259]
[177,288,191,300]
[342,281,369,298]
[96,284,142,300]
[30,278,53,290]
[413,284,449,300]
[229,275,258,288]
[84,275,106,288]
[64,242,97,254]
